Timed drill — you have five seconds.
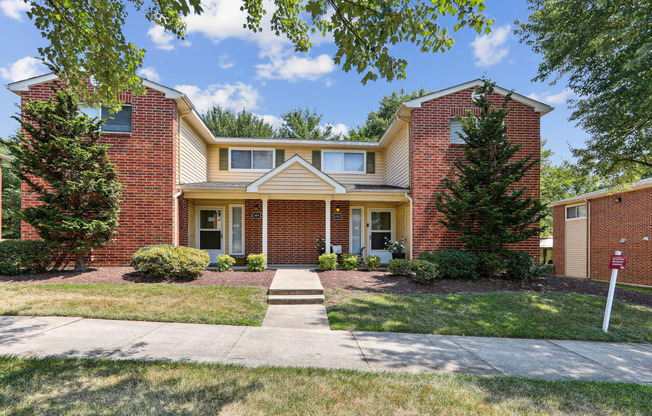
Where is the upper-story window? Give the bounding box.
[80,105,133,133]
[323,151,365,173]
[230,148,274,171]
[450,118,465,144]
[566,204,587,219]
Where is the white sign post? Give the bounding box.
[602,250,627,333]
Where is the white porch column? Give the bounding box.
[325,197,332,254]
[262,195,268,263]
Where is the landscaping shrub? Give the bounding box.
[419,249,479,280]
[216,254,236,272]
[319,253,337,271]
[410,260,439,284]
[530,262,554,277]
[388,259,411,276]
[131,245,209,280]
[341,254,358,271]
[504,250,536,280]
[366,255,381,271]
[0,240,54,275]
[476,252,505,278]
[246,254,266,272]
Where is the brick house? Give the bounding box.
[7,76,552,266]
[551,178,652,286]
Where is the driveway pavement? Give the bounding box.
[1,316,650,384]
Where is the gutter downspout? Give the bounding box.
[405,192,413,260]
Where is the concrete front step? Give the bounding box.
[267,294,325,305]
[268,288,323,296]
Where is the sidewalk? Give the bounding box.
[1,316,650,384]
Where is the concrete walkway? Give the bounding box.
[1,316,651,384]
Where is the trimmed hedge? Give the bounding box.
[366,255,381,271]
[0,240,54,275]
[388,259,411,276]
[504,251,537,280]
[216,254,236,272]
[419,249,479,280]
[131,245,209,280]
[247,254,266,271]
[342,254,358,271]
[319,253,337,271]
[410,260,438,284]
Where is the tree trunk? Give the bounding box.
[75,253,86,272]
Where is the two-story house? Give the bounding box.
[7,75,552,266]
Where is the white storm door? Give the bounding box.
[368,209,394,264]
[197,207,224,262]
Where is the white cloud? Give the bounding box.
[175,82,261,113]
[136,66,160,82]
[329,123,349,138]
[528,89,573,105]
[0,56,47,81]
[218,54,235,69]
[147,25,175,51]
[470,24,511,67]
[0,0,30,21]
[256,53,334,81]
[258,114,283,130]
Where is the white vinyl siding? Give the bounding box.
[385,126,409,188]
[257,162,336,194]
[179,122,208,183]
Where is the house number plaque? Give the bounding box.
[333,213,342,220]
[252,212,261,219]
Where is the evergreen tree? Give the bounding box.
[8,89,123,271]
[278,108,333,140]
[202,106,277,138]
[0,138,21,239]
[435,81,546,277]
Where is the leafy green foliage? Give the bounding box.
[388,259,411,276]
[0,139,20,240]
[348,88,430,141]
[434,81,546,277]
[341,254,358,271]
[130,245,210,280]
[517,0,652,184]
[410,260,438,284]
[0,240,54,276]
[216,254,236,272]
[25,1,492,107]
[8,88,123,271]
[503,251,536,281]
[318,253,338,271]
[278,108,332,140]
[419,250,479,280]
[202,106,277,138]
[365,255,381,271]
[246,254,267,272]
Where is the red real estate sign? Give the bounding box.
[609,255,628,270]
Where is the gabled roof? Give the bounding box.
[246,154,346,194]
[549,177,652,207]
[0,153,12,162]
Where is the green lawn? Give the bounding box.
[326,290,652,343]
[593,280,652,295]
[0,356,649,415]
[0,283,267,326]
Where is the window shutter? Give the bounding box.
[312,150,321,170]
[366,152,375,174]
[275,149,285,167]
[219,148,228,171]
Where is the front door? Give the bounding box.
[197,207,224,263]
[368,209,394,264]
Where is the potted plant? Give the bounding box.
[385,238,406,259]
[315,236,326,255]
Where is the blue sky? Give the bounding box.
[0,0,584,164]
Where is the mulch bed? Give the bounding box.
[0,267,276,288]
[318,270,652,307]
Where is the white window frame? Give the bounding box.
[228,147,276,172]
[79,105,133,133]
[565,203,587,220]
[196,206,225,253]
[229,204,245,255]
[349,206,364,255]
[322,150,366,174]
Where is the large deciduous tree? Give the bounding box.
[435,81,546,277]
[278,108,333,140]
[517,0,651,184]
[8,89,123,271]
[21,0,492,106]
[203,106,277,138]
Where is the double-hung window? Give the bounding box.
[80,105,133,133]
[323,151,365,173]
[229,148,274,171]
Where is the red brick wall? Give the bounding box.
[410,87,541,260]
[267,200,325,264]
[331,200,350,255]
[19,81,178,266]
[588,189,652,286]
[552,205,566,275]
[245,199,263,256]
[178,196,188,247]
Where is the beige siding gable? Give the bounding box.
[179,122,208,183]
[258,162,336,194]
[385,126,409,188]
